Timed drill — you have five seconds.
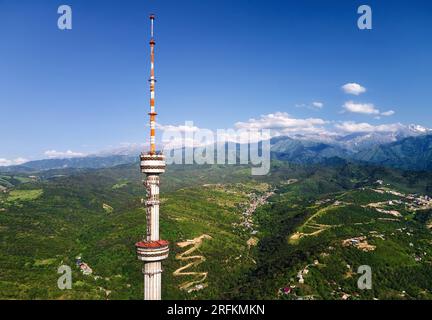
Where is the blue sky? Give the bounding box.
[1,0,432,163]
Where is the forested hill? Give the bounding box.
[1,161,432,299]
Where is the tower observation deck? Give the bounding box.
[135,14,169,301]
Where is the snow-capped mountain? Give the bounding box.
[273,123,432,152]
[335,124,432,151]
[1,123,431,173]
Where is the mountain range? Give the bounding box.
[1,126,432,173]
[355,134,432,171]
[282,124,431,151]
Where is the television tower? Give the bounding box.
[135,14,169,301]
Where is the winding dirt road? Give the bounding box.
[173,234,212,292]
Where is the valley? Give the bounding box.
[1,161,432,300]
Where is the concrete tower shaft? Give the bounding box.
[135,14,169,301]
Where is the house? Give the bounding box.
[282,287,292,295]
[80,263,93,275]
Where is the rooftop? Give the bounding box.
[136,240,169,249]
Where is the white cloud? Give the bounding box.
[381,110,395,116]
[159,123,209,149]
[0,157,29,167]
[159,123,203,148]
[342,83,366,95]
[342,101,380,115]
[342,101,395,117]
[296,102,324,109]
[158,113,330,149]
[234,112,328,135]
[295,103,307,108]
[44,150,87,159]
[157,123,200,133]
[335,121,403,133]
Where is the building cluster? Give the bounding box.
[297,266,308,284]
[233,191,274,235]
[315,198,332,206]
[366,201,403,217]
[279,179,432,300]
[371,182,432,212]
[342,236,376,252]
[278,260,320,300]
[408,195,432,211]
[298,260,319,284]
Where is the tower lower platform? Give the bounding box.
[136,240,169,301]
[136,240,170,262]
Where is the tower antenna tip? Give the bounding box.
[150,14,155,39]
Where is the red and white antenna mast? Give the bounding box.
[149,14,157,155]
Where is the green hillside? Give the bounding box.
[0,162,431,300]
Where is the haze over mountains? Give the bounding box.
[1,125,431,173]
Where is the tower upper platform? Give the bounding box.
[140,153,166,174]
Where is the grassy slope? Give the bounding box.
[0,165,263,299]
[0,161,432,299]
[234,182,432,300]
